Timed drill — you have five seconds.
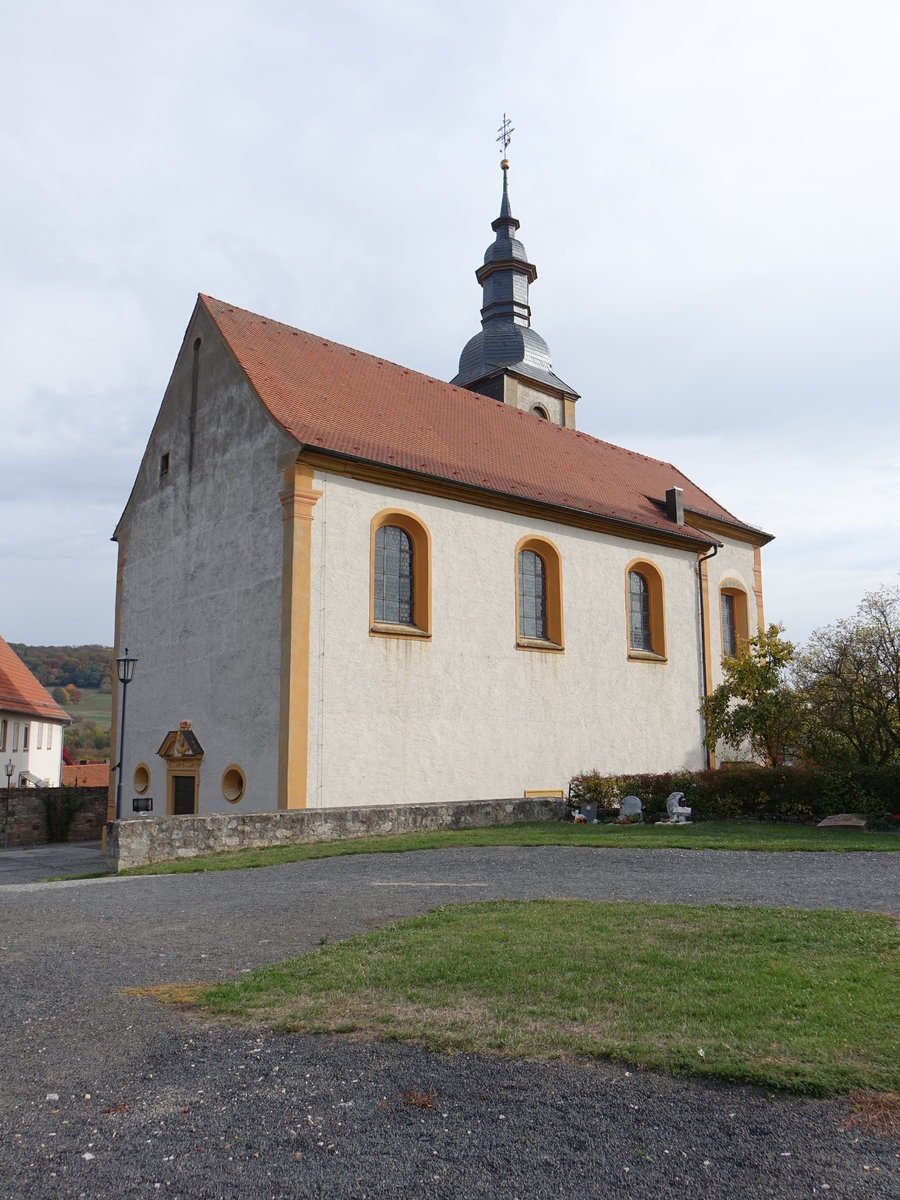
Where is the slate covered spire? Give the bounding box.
[451,155,578,409]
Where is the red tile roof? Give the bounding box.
[201,296,771,547]
[0,637,71,723]
[61,762,110,788]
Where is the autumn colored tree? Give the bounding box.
[64,722,111,760]
[701,625,805,766]
[794,586,900,766]
[9,644,113,689]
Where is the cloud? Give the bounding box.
[1,0,898,647]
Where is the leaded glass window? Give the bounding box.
[374,524,413,624]
[628,570,652,651]
[721,592,737,658]
[518,549,547,639]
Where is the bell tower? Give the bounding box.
[451,116,579,428]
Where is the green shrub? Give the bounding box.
[569,765,900,824]
[568,773,624,814]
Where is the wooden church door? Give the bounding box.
[172,775,196,815]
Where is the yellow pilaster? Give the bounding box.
[563,398,577,429]
[699,554,716,770]
[277,465,322,809]
[753,546,765,632]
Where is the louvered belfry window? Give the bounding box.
[629,570,652,651]
[374,524,413,624]
[518,549,547,639]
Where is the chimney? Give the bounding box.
[665,486,684,525]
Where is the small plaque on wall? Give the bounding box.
[132,796,154,813]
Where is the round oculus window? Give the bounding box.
[222,765,245,804]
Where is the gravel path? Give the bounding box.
[0,840,107,885]
[1,846,898,1197]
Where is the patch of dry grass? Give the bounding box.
[842,1091,900,1137]
[124,983,207,1009]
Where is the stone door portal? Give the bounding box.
[157,721,204,816]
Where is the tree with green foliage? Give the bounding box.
[65,722,111,760]
[794,586,900,767]
[701,625,805,766]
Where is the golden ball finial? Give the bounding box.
[500,158,510,170]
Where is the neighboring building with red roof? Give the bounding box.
[0,637,70,787]
[61,761,110,789]
[111,156,771,819]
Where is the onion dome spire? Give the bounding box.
[451,119,579,424]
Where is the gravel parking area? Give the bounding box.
[0,840,107,885]
[1,846,898,1197]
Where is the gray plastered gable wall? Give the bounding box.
[115,300,299,815]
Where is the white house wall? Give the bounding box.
[304,473,755,808]
[115,305,297,817]
[1,711,65,787]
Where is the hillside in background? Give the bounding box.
[11,645,115,762]
[10,644,113,691]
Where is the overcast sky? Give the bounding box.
[2,0,897,649]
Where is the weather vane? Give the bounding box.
[496,112,514,157]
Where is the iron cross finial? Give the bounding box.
[496,113,514,157]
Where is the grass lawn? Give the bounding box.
[120,818,900,876]
[68,686,112,730]
[141,899,900,1096]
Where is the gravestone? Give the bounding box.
[619,796,642,820]
[665,792,692,824]
[817,813,867,831]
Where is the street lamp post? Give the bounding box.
[4,758,14,850]
[114,648,138,822]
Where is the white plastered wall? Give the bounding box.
[115,303,297,817]
[2,713,65,786]
[305,473,718,808]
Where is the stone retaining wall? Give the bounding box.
[2,787,108,848]
[105,797,568,871]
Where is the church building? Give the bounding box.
[109,152,771,820]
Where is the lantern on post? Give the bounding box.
[114,649,137,822]
[3,758,13,849]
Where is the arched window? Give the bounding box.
[533,405,549,420]
[719,583,749,659]
[370,509,432,638]
[515,536,564,650]
[518,549,546,639]
[625,559,666,660]
[628,571,652,650]
[374,525,413,624]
